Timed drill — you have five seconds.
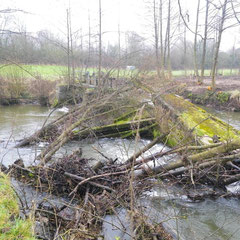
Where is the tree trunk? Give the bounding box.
[200,0,209,84]
[153,0,161,79]
[98,0,102,86]
[194,0,200,82]
[139,139,240,176]
[159,0,165,78]
[211,0,228,90]
[166,0,172,80]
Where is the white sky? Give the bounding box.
[3,0,145,38]
[1,0,239,51]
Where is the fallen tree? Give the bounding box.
[11,83,240,239]
[153,93,240,146]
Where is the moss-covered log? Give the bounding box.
[153,94,240,146]
[0,172,36,240]
[73,118,156,139]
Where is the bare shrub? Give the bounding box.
[5,66,28,98]
[29,76,57,106]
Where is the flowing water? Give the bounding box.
[1,104,240,240]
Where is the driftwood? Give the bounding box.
[125,134,167,166]
[9,83,240,239]
[37,91,124,165]
[136,139,240,176]
[64,172,116,193]
[13,84,240,196]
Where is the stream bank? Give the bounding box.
[172,76,240,111]
[3,87,240,239]
[181,89,240,112]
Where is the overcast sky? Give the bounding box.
[1,0,239,51]
[3,0,145,39]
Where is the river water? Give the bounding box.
[1,104,240,240]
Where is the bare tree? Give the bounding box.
[153,0,161,79]
[183,11,188,76]
[66,7,75,86]
[159,0,165,78]
[194,0,201,82]
[117,22,121,84]
[66,8,71,85]
[200,0,209,84]
[166,0,172,79]
[211,0,229,90]
[98,0,102,86]
[230,0,240,23]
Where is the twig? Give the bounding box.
[125,134,168,165]
[65,172,117,195]
[92,146,113,163]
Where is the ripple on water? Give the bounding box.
[2,105,240,239]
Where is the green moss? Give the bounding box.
[0,173,36,240]
[180,109,239,142]
[51,97,59,108]
[216,91,230,103]
[163,94,240,145]
[166,121,193,146]
[114,108,153,124]
[121,123,157,138]
[153,127,162,138]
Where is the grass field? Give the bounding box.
[0,64,239,80]
[0,64,67,79]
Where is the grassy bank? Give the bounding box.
[0,64,239,80]
[0,64,134,80]
[0,65,57,105]
[0,64,67,80]
[0,172,36,239]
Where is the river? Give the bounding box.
[1,104,240,240]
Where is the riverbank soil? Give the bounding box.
[174,76,240,111]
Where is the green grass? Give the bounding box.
[0,64,136,80]
[0,64,239,80]
[0,172,36,239]
[0,64,68,79]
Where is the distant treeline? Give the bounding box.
[0,30,239,71]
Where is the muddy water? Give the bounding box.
[1,105,240,240]
[0,105,64,166]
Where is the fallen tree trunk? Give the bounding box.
[37,90,132,165]
[223,173,240,186]
[15,88,137,148]
[73,118,156,139]
[136,139,240,177]
[153,94,240,146]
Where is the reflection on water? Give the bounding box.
[0,105,62,166]
[0,105,58,140]
[142,186,240,240]
[1,104,240,239]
